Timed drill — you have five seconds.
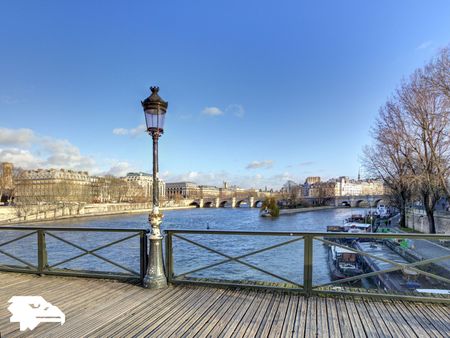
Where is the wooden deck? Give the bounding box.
[0,273,449,337]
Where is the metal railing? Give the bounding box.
[165,229,450,303]
[0,226,148,283]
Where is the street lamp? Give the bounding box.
[141,86,168,289]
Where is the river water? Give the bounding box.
[1,208,363,287]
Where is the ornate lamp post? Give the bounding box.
[142,86,168,289]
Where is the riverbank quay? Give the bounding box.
[279,205,337,215]
[0,203,196,226]
[0,272,449,337]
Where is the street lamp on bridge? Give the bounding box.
[141,86,168,289]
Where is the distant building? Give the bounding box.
[124,172,165,201]
[199,185,220,197]
[166,182,199,199]
[302,176,385,198]
[15,169,92,203]
[0,162,14,204]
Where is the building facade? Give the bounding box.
[15,169,92,203]
[0,162,14,204]
[166,182,200,199]
[124,172,166,201]
[303,176,385,198]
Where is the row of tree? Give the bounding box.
[363,47,450,233]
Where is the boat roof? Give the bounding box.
[415,289,450,295]
[332,246,356,254]
[344,223,371,228]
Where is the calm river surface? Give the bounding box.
[2,207,365,286]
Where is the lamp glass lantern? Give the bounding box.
[142,87,168,134]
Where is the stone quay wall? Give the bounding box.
[406,209,450,234]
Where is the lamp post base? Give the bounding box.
[143,234,168,289]
[143,274,167,289]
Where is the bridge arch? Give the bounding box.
[235,200,244,208]
[219,201,230,208]
[203,201,213,208]
[341,201,351,207]
[354,199,370,208]
[373,199,386,207]
[253,200,263,208]
[189,201,200,208]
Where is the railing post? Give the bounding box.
[140,230,147,283]
[37,230,48,275]
[165,231,173,284]
[303,234,313,296]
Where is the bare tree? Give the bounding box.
[363,98,414,228]
[397,69,450,233]
[363,48,450,233]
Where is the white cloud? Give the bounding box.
[112,124,146,136]
[226,104,245,118]
[202,107,223,116]
[246,160,274,169]
[0,128,35,146]
[0,148,43,168]
[102,162,132,177]
[417,41,433,50]
[0,127,97,173]
[299,161,314,166]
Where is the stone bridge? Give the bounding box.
[187,191,273,208]
[333,195,388,208]
[188,196,266,208]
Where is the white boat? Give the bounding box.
[260,208,272,217]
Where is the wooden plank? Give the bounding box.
[255,292,282,337]
[191,289,247,338]
[0,276,90,334]
[161,288,226,337]
[292,294,307,338]
[316,297,329,338]
[217,290,257,338]
[363,298,397,338]
[344,297,368,337]
[372,300,407,338]
[169,288,229,338]
[393,301,442,338]
[129,287,207,337]
[326,297,342,338]
[179,289,238,337]
[152,288,223,336]
[352,299,379,338]
[205,290,253,337]
[414,302,450,335]
[383,301,418,337]
[93,286,186,337]
[427,304,450,329]
[231,291,271,338]
[336,298,354,338]
[33,286,151,337]
[243,291,276,337]
[269,292,291,337]
[280,294,299,338]
[305,297,318,337]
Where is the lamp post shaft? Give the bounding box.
[143,130,167,289]
[153,132,159,208]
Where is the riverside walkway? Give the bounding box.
[1,273,449,337]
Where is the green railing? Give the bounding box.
[0,226,148,283]
[165,229,450,303]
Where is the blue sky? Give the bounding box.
[0,0,449,189]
